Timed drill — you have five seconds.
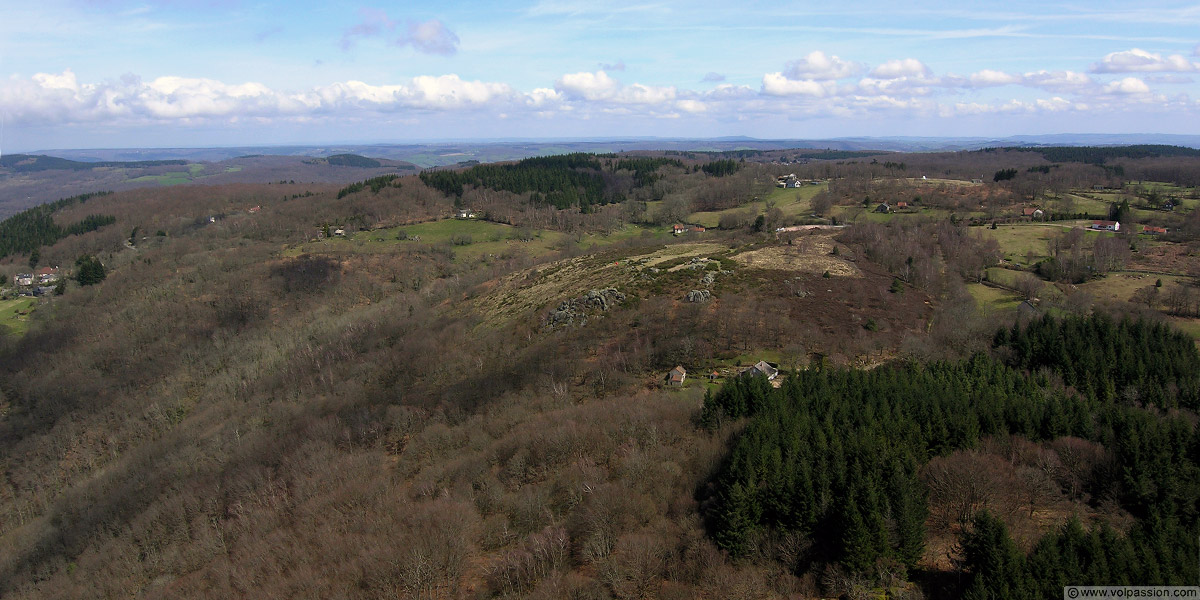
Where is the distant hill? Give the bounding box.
[304,154,384,168]
[0,154,188,173]
[991,144,1200,164]
[24,134,1200,168]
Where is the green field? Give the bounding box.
[128,171,193,186]
[967,283,1023,311]
[978,222,1124,266]
[0,297,37,337]
[687,183,828,228]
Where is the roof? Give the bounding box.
[748,360,779,378]
[1022,207,1042,216]
[668,366,686,382]
[1093,220,1118,226]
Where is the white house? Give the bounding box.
[1090,220,1120,232]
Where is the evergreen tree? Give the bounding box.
[75,256,106,286]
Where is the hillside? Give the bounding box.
[1,148,1198,598]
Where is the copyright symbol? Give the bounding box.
[1067,588,1080,599]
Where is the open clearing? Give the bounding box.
[967,283,1023,311]
[731,232,860,277]
[308,220,670,261]
[0,297,37,336]
[473,241,727,324]
[688,183,828,228]
[1075,272,1195,304]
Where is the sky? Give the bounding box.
[2,0,1200,151]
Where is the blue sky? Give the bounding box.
[3,0,1200,150]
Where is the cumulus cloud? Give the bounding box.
[0,70,524,125]
[553,70,674,104]
[701,72,725,82]
[783,51,864,80]
[968,69,1022,87]
[761,73,835,97]
[340,11,459,55]
[1103,77,1152,94]
[1092,48,1198,73]
[869,58,931,79]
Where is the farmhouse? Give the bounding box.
[672,224,705,235]
[13,273,34,287]
[745,360,779,381]
[874,203,891,214]
[1142,225,1168,235]
[1021,207,1044,219]
[456,208,477,219]
[667,366,686,386]
[1090,220,1120,232]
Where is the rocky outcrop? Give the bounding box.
[686,289,711,303]
[546,288,626,327]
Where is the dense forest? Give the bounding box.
[702,315,1200,597]
[0,192,115,260]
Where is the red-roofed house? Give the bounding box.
[1142,226,1168,235]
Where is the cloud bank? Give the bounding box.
[1,48,1193,132]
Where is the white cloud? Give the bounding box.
[761,73,835,97]
[869,58,931,79]
[1,70,525,124]
[1035,97,1072,111]
[783,51,865,80]
[1091,48,1198,73]
[553,71,675,104]
[555,70,620,100]
[676,99,706,113]
[968,69,1022,86]
[1103,77,1152,94]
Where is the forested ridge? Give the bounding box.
[993,145,1200,164]
[418,153,756,211]
[0,192,115,259]
[0,154,187,172]
[702,315,1200,597]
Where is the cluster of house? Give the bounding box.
[672,224,706,235]
[776,175,820,188]
[315,226,347,239]
[11,267,60,296]
[874,200,912,213]
[665,361,780,387]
